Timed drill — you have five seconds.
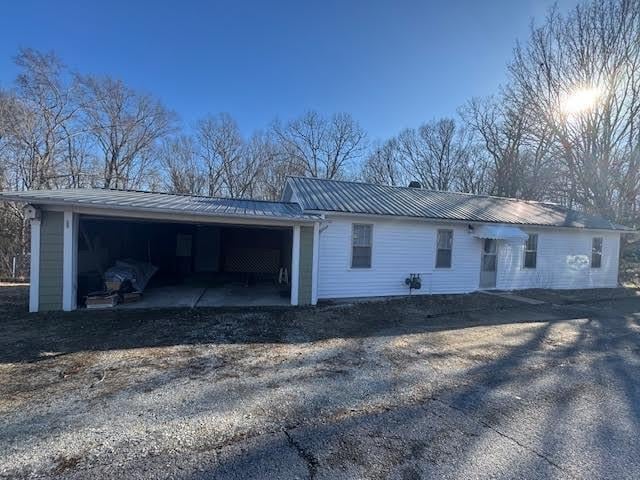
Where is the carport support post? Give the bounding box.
[291,225,300,306]
[29,218,41,313]
[62,210,78,311]
[311,221,319,305]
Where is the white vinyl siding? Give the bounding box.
[316,216,621,300]
[496,229,619,290]
[318,217,479,299]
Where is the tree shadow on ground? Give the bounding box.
[3,288,640,479]
[1,286,568,363]
[196,305,640,479]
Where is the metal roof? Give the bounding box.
[0,188,319,222]
[287,177,629,231]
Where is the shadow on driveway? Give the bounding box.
[1,285,570,364]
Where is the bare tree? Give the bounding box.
[461,95,555,199]
[462,96,526,197]
[456,146,492,194]
[0,50,85,279]
[273,111,366,179]
[326,112,367,179]
[196,114,238,197]
[77,75,175,189]
[255,131,305,201]
[159,135,205,195]
[361,138,405,186]
[3,49,81,190]
[225,131,266,199]
[195,113,262,198]
[508,0,640,218]
[246,131,284,200]
[0,90,11,160]
[396,118,470,191]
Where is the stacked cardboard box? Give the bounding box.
[86,293,119,309]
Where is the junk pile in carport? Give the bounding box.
[86,260,157,309]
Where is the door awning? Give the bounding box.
[472,224,529,241]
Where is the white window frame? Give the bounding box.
[350,223,373,269]
[523,233,538,269]
[591,236,603,269]
[435,229,453,269]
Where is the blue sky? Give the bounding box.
[0,0,578,141]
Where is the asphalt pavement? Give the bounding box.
[1,290,639,479]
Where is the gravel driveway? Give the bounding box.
[1,286,640,479]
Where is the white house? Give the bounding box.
[0,177,630,312]
[283,177,626,299]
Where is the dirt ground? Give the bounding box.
[2,285,640,479]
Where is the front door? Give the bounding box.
[480,239,497,289]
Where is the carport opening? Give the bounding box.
[76,216,293,308]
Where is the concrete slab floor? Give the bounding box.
[480,290,547,305]
[196,284,290,307]
[116,283,290,309]
[117,286,206,309]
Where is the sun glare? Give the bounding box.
[561,87,602,115]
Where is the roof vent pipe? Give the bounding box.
[408,181,422,188]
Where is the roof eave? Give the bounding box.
[305,209,631,232]
[0,195,321,223]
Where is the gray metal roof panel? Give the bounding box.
[0,188,320,221]
[288,177,629,230]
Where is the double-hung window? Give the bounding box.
[436,229,453,268]
[351,224,373,268]
[523,234,538,269]
[591,237,603,268]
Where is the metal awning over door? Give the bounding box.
[472,224,528,242]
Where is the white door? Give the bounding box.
[480,239,497,289]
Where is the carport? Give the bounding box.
[0,189,320,311]
[77,216,295,308]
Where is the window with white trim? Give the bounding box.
[523,234,538,269]
[591,237,603,268]
[436,229,453,268]
[351,224,372,268]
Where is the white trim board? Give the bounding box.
[291,225,300,306]
[62,211,78,311]
[29,219,41,313]
[311,221,320,305]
